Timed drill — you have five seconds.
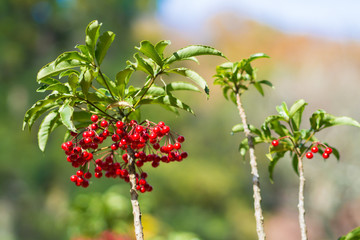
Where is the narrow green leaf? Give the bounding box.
[59,100,77,132]
[141,94,194,114]
[79,68,94,96]
[258,80,273,88]
[38,111,60,152]
[155,40,171,57]
[38,77,60,85]
[268,151,285,183]
[43,83,70,93]
[292,154,299,175]
[134,53,154,76]
[165,82,200,92]
[167,68,209,95]
[23,94,64,130]
[253,81,264,96]
[75,44,91,59]
[37,60,90,82]
[310,110,360,131]
[289,99,307,131]
[165,45,226,65]
[136,40,163,67]
[85,20,101,59]
[59,69,79,79]
[116,68,134,98]
[276,102,290,121]
[95,31,115,65]
[95,72,118,97]
[247,53,270,62]
[338,226,360,240]
[55,51,90,66]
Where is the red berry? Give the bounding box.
[81,180,89,188]
[76,170,84,176]
[180,152,188,159]
[140,186,146,193]
[91,115,98,122]
[70,175,77,182]
[130,120,137,125]
[272,140,279,147]
[84,137,92,144]
[323,152,330,159]
[139,179,146,185]
[324,147,333,154]
[158,121,165,127]
[91,123,98,130]
[177,136,185,143]
[103,129,110,136]
[162,126,170,134]
[111,143,118,150]
[70,131,78,136]
[84,172,92,179]
[152,161,159,168]
[136,160,143,167]
[174,142,181,150]
[116,121,124,128]
[141,172,148,179]
[306,152,313,159]
[311,146,318,153]
[100,120,109,128]
[122,153,128,162]
[135,125,143,133]
[95,172,103,178]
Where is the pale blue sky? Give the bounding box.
[157,0,360,41]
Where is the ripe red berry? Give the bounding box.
[94,172,103,178]
[323,152,330,159]
[141,172,148,179]
[91,123,98,130]
[180,152,188,159]
[272,140,279,147]
[139,179,146,185]
[76,170,84,176]
[135,125,143,133]
[173,142,181,150]
[91,115,98,122]
[324,147,333,154]
[306,152,313,159]
[70,175,77,182]
[84,172,92,179]
[140,186,146,193]
[158,121,165,127]
[130,120,137,125]
[111,143,118,150]
[162,126,170,134]
[70,131,78,136]
[114,121,123,128]
[152,161,159,168]
[311,146,318,153]
[100,120,109,128]
[177,136,185,143]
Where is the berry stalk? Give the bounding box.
[236,93,266,240]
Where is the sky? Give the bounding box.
[157,0,360,41]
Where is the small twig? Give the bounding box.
[297,154,308,240]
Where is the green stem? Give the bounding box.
[75,96,117,121]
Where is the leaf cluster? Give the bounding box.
[213,53,272,104]
[23,20,226,151]
[232,99,360,181]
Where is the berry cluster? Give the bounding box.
[271,139,333,160]
[61,115,188,191]
[305,144,333,159]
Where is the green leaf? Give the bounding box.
[268,151,286,183]
[164,82,200,92]
[167,68,209,95]
[38,111,60,152]
[95,72,118,98]
[231,123,262,136]
[134,53,154,77]
[258,80,273,88]
[95,31,115,65]
[288,99,307,131]
[165,45,226,65]
[338,226,360,240]
[85,20,101,59]
[23,94,64,130]
[310,110,360,131]
[44,83,70,94]
[55,51,90,66]
[136,40,163,67]
[155,40,171,57]
[72,111,93,123]
[38,77,61,85]
[116,68,134,98]
[68,74,78,92]
[247,53,270,62]
[59,100,77,132]
[253,81,264,96]
[141,94,194,114]
[37,59,90,82]
[276,102,290,121]
[79,68,94,96]
[292,154,299,175]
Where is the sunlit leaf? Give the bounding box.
[37,60,90,82]
[338,226,360,240]
[288,99,307,131]
[116,68,134,98]
[136,40,163,67]
[167,68,209,95]
[247,53,270,62]
[95,31,115,66]
[55,51,90,66]
[268,151,285,183]
[38,111,60,152]
[59,100,77,132]
[79,68,94,96]
[85,20,101,59]
[165,45,226,65]
[134,53,154,76]
[155,40,171,57]
[253,81,264,96]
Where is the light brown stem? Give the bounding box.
[127,148,144,240]
[297,155,308,240]
[236,93,266,240]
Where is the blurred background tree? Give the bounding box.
[2,0,360,240]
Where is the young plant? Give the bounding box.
[214,53,272,240]
[237,99,360,240]
[23,20,225,240]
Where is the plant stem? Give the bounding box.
[127,147,144,240]
[236,93,266,240]
[297,155,308,240]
